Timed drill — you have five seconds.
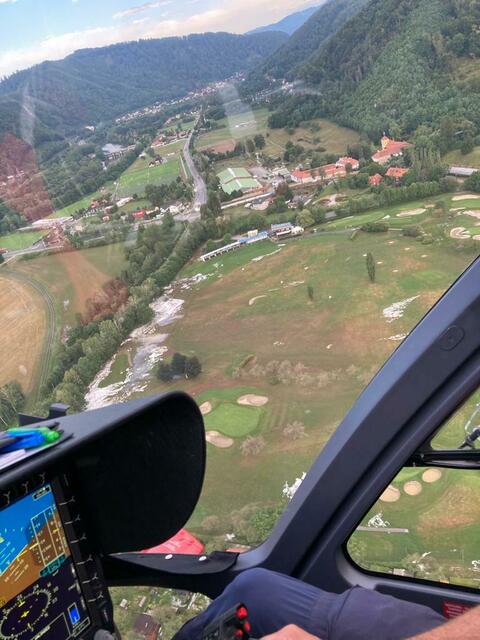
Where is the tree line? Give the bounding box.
[37,219,209,413]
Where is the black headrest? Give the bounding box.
[72,392,205,554]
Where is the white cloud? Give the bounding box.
[0,0,18,4]
[0,0,315,77]
[113,1,171,20]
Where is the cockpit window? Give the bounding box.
[348,385,480,588]
[2,0,480,635]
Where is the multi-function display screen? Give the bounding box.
[0,484,91,639]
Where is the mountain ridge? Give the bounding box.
[243,0,371,93]
[266,0,480,145]
[0,31,288,143]
[247,4,322,36]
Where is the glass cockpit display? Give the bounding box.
[0,484,90,639]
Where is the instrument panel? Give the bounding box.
[0,473,114,640]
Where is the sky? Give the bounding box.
[0,0,317,78]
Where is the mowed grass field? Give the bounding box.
[350,464,480,586]
[140,227,474,544]
[0,243,128,396]
[0,231,45,251]
[348,385,480,585]
[114,157,181,198]
[195,107,363,158]
[0,274,47,392]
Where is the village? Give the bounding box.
[0,51,478,264]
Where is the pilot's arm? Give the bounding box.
[260,606,480,640]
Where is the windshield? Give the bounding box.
[1,0,480,637]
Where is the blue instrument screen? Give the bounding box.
[0,484,91,639]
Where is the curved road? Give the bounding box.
[182,123,207,221]
[5,270,57,402]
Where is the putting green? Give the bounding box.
[204,402,262,437]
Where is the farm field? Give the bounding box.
[154,139,185,155]
[0,243,128,398]
[161,118,195,134]
[0,230,45,251]
[12,244,128,324]
[195,107,363,159]
[0,274,47,392]
[95,221,473,558]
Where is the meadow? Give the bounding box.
[195,107,362,159]
[0,231,45,251]
[127,218,476,558]
[444,146,480,169]
[114,157,181,198]
[0,274,47,392]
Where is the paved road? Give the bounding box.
[181,122,207,222]
[4,269,57,402]
[3,242,50,259]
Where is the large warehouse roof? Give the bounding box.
[222,177,261,194]
[217,167,262,194]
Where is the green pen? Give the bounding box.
[7,426,61,444]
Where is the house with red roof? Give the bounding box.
[369,173,383,187]
[291,156,355,185]
[291,169,314,184]
[336,156,360,171]
[372,136,412,165]
[321,163,347,180]
[385,167,409,182]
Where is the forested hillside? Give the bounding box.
[245,0,370,90]
[266,0,480,147]
[0,31,287,142]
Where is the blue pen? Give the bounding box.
[7,428,46,436]
[2,432,47,453]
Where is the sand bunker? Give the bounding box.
[206,431,234,448]
[199,401,212,415]
[237,394,269,407]
[397,208,426,218]
[404,480,423,496]
[450,227,471,239]
[249,295,267,306]
[452,194,480,201]
[379,485,401,503]
[422,468,442,483]
[450,207,465,212]
[473,235,480,241]
[464,210,480,219]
